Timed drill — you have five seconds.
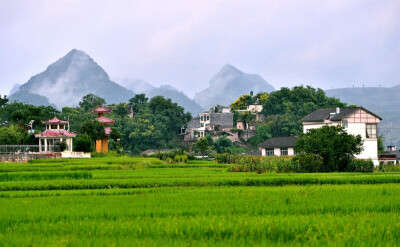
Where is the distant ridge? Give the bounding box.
[12,49,134,108]
[194,64,274,109]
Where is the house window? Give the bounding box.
[266,148,274,156]
[343,121,348,128]
[206,115,210,121]
[51,125,57,129]
[366,124,377,138]
[59,125,64,129]
[201,123,204,127]
[280,148,288,156]
[210,125,214,130]
[200,116,204,121]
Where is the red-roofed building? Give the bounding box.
[93,106,115,153]
[35,116,76,152]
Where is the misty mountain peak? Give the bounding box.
[219,63,240,75]
[13,49,134,108]
[194,64,274,109]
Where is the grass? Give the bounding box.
[0,156,400,246]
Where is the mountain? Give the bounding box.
[326,86,400,147]
[8,90,56,108]
[194,64,275,109]
[122,80,204,115]
[13,49,134,108]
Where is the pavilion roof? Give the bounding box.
[92,106,110,114]
[42,116,69,124]
[35,130,76,138]
[98,116,115,125]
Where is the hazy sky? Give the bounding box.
[1,0,399,97]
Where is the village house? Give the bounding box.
[300,107,382,165]
[378,145,400,164]
[259,136,298,156]
[35,116,76,153]
[181,107,234,141]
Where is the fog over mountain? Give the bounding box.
[12,49,134,108]
[122,79,203,115]
[194,64,275,109]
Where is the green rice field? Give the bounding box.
[1,157,400,246]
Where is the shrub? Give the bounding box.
[165,157,174,164]
[346,159,374,173]
[377,162,400,172]
[292,153,323,173]
[74,133,93,152]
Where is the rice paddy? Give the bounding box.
[1,157,400,246]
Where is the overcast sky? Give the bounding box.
[1,0,399,97]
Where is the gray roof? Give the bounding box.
[210,113,233,128]
[187,117,201,128]
[300,107,382,122]
[259,136,298,148]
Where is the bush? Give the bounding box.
[377,162,400,172]
[74,134,93,152]
[165,157,174,164]
[222,154,295,174]
[292,153,323,173]
[346,159,374,173]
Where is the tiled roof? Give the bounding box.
[35,130,76,138]
[92,106,110,114]
[97,116,115,125]
[259,136,298,148]
[188,118,201,128]
[210,113,233,128]
[300,107,382,122]
[42,116,69,124]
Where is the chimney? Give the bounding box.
[336,107,340,114]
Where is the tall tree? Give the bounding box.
[295,125,363,172]
[79,94,106,112]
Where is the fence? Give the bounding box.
[0,145,60,154]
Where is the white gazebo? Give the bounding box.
[35,116,76,153]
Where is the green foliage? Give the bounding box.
[129,94,148,113]
[80,119,106,141]
[378,135,385,154]
[346,159,374,173]
[78,94,106,112]
[296,125,363,172]
[213,136,233,153]
[377,162,400,172]
[261,85,346,137]
[0,125,28,144]
[196,137,209,157]
[291,153,323,173]
[58,141,67,152]
[0,95,8,107]
[74,133,93,152]
[230,94,252,110]
[249,123,272,146]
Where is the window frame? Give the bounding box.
[266,148,274,156]
[280,147,288,156]
[366,124,377,139]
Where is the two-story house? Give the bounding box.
[300,107,382,165]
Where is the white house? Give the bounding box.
[259,137,298,156]
[300,107,382,165]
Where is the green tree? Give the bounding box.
[129,94,148,113]
[74,133,93,152]
[295,125,363,172]
[230,94,252,111]
[196,137,209,157]
[0,95,8,107]
[79,94,106,112]
[213,136,233,153]
[0,125,26,144]
[378,135,385,154]
[261,85,346,137]
[80,119,106,141]
[115,103,128,118]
